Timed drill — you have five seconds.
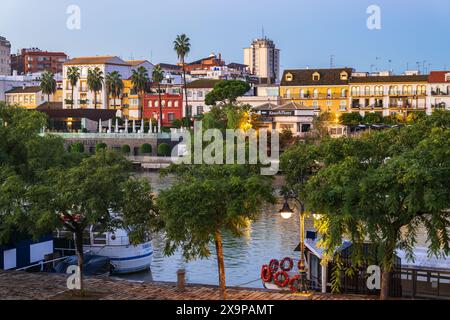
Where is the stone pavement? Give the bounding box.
[0,271,376,300]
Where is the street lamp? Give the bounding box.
[278,196,309,294]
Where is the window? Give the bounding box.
[351,86,360,96]
[445,73,450,82]
[340,71,348,80]
[197,91,203,98]
[313,101,319,109]
[375,86,383,96]
[168,113,175,122]
[313,89,318,98]
[341,89,347,97]
[340,100,347,111]
[155,101,159,107]
[285,73,294,82]
[197,106,204,115]
[174,101,179,107]
[326,101,332,107]
[285,89,291,98]
[365,86,371,95]
[312,72,320,81]
[168,100,172,107]
[187,91,192,97]
[162,100,166,107]
[300,89,305,98]
[327,89,332,98]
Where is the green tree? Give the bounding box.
[106,71,124,111]
[157,143,171,157]
[95,142,107,152]
[131,66,150,120]
[297,112,450,300]
[152,65,165,130]
[121,144,131,154]
[70,142,85,153]
[173,34,191,123]
[205,80,251,106]
[40,71,57,108]
[364,112,383,124]
[67,67,80,109]
[157,164,274,292]
[87,67,104,109]
[140,143,152,154]
[340,113,363,126]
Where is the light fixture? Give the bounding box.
[279,199,293,220]
[312,212,323,220]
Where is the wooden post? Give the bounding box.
[321,263,328,293]
[177,269,186,292]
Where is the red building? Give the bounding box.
[11,48,68,75]
[144,93,183,126]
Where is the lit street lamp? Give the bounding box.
[278,193,313,294]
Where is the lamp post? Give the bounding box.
[278,195,310,294]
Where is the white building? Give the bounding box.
[427,71,450,113]
[244,38,280,84]
[0,36,11,76]
[238,85,281,108]
[185,79,221,117]
[63,56,153,110]
[0,72,42,101]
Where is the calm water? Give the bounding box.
[118,172,315,288]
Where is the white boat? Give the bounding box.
[82,226,153,274]
[54,226,153,275]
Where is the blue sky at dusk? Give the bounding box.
[1,0,449,73]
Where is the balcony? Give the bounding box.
[431,91,449,96]
[283,93,347,100]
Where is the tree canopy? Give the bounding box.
[205,80,251,106]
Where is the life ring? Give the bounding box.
[280,257,294,272]
[273,270,290,288]
[269,259,280,273]
[289,275,301,293]
[261,265,272,283]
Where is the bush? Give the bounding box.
[140,143,152,154]
[121,144,131,154]
[341,113,363,126]
[157,143,171,157]
[364,113,383,125]
[95,143,108,153]
[70,142,85,153]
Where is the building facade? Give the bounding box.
[349,73,428,117]
[428,71,450,112]
[280,68,353,115]
[62,56,134,111]
[244,38,280,84]
[185,79,221,117]
[144,92,183,126]
[0,36,11,76]
[11,48,68,75]
[5,86,50,109]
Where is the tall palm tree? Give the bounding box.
[152,65,165,129]
[87,67,104,109]
[173,34,191,123]
[106,71,124,111]
[67,66,80,109]
[40,71,57,109]
[131,66,149,120]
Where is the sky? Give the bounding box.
[1,0,450,74]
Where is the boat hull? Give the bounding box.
[84,241,153,274]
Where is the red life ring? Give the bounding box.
[269,259,280,273]
[289,275,301,293]
[273,270,290,288]
[260,265,272,283]
[280,257,294,272]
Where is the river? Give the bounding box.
[117,172,315,288]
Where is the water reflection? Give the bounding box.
[118,172,315,288]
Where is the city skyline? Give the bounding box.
[1,0,450,74]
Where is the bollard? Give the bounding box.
[177,269,186,292]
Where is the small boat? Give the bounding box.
[54,226,153,275]
[53,254,111,276]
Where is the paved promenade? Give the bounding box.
[0,271,375,300]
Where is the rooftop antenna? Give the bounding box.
[330,55,335,68]
[261,25,265,39]
[388,59,392,72]
[416,61,421,73]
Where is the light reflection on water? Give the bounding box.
[119,171,314,288]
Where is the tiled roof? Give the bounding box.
[186,79,221,89]
[281,68,354,86]
[5,86,41,94]
[158,63,182,70]
[350,75,428,83]
[127,60,150,67]
[276,101,314,110]
[36,102,63,110]
[429,71,450,83]
[37,107,117,121]
[64,56,130,66]
[253,102,279,111]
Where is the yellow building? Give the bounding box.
[121,79,141,120]
[280,68,353,115]
[5,86,48,109]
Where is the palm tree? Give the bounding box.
[106,71,124,111]
[152,65,165,129]
[40,71,57,109]
[131,66,150,120]
[67,66,80,109]
[173,34,191,123]
[87,67,104,109]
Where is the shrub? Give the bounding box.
[140,143,152,154]
[95,143,108,153]
[121,144,131,154]
[157,143,171,157]
[364,113,383,125]
[70,142,85,153]
[341,113,363,126]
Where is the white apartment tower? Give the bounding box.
[244,38,280,84]
[0,36,11,76]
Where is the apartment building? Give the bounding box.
[428,71,450,112]
[244,38,280,84]
[11,48,68,75]
[0,36,11,76]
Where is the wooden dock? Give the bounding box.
[0,271,375,300]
